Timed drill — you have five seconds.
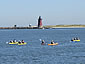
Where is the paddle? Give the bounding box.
[39,39,42,41]
[39,39,48,45]
[6,42,9,44]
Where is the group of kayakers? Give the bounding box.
[41,37,80,45]
[41,40,55,45]
[71,37,80,41]
[10,39,25,44]
[9,37,80,45]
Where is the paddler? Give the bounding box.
[76,37,80,40]
[22,40,24,43]
[74,38,76,40]
[41,40,45,45]
[71,38,74,41]
[10,40,13,43]
[51,40,54,44]
[13,39,16,43]
[18,40,21,44]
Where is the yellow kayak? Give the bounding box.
[48,43,58,45]
[8,42,18,44]
[18,42,27,45]
[72,40,80,42]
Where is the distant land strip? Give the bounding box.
[44,25,85,28]
[0,27,38,29]
[0,25,85,29]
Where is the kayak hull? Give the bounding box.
[8,42,18,44]
[8,42,27,45]
[48,43,58,45]
[72,40,80,42]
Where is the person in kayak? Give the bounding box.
[41,40,45,45]
[76,37,80,40]
[22,40,24,43]
[74,38,77,40]
[10,40,13,43]
[51,40,54,44]
[13,39,16,43]
[18,40,21,44]
[71,38,74,41]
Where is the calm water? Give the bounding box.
[0,28,85,64]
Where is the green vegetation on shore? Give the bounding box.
[44,25,85,28]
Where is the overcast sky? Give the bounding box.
[0,0,85,27]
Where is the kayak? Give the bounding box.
[72,40,80,42]
[48,43,58,45]
[18,43,27,45]
[8,42,18,45]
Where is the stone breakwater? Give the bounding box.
[0,27,37,29]
[0,27,47,29]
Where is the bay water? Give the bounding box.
[0,28,85,64]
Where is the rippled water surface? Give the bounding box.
[0,28,85,64]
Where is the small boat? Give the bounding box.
[71,37,80,42]
[18,42,27,45]
[48,43,58,45]
[72,40,80,42]
[8,42,18,45]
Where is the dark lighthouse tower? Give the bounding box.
[38,16,42,28]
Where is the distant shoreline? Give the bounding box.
[0,25,85,29]
[44,25,85,29]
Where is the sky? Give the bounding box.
[0,0,85,27]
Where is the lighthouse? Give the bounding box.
[38,16,42,28]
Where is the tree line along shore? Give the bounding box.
[0,25,85,29]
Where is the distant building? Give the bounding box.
[29,24,32,27]
[38,16,42,28]
[14,25,17,27]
